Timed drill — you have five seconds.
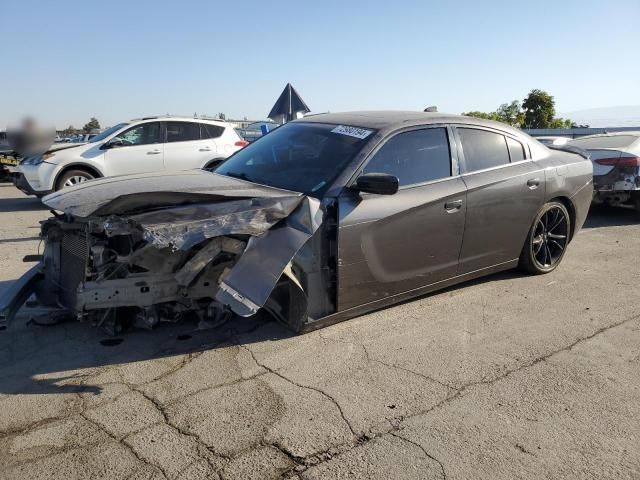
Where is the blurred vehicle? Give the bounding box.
[0,129,8,150]
[237,121,280,142]
[567,132,640,211]
[0,130,13,179]
[536,136,571,146]
[15,116,248,196]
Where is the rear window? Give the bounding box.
[200,123,224,139]
[459,128,510,172]
[569,135,639,149]
[506,137,526,162]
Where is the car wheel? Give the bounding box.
[55,169,95,191]
[519,201,571,275]
[633,193,640,214]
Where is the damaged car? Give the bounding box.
[567,132,640,211]
[0,112,593,335]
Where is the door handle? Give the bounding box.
[147,149,161,155]
[444,199,463,212]
[527,178,540,189]
[199,147,212,152]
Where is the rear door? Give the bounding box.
[337,126,467,311]
[455,126,545,274]
[102,122,164,176]
[163,121,211,170]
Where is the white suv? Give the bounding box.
[17,116,247,196]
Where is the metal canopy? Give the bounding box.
[268,83,310,123]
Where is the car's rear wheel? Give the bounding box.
[55,169,95,191]
[519,201,571,275]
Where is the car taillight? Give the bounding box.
[234,140,249,147]
[595,156,640,167]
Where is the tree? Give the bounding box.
[550,117,577,129]
[461,111,500,121]
[522,90,556,128]
[465,90,575,129]
[463,101,523,127]
[217,112,226,120]
[495,101,525,127]
[82,117,101,133]
[62,125,76,136]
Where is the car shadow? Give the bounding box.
[0,309,294,396]
[583,205,638,229]
[0,187,47,213]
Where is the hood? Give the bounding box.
[42,169,302,218]
[46,143,88,154]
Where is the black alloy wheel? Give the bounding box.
[519,201,571,274]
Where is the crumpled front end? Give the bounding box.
[0,172,323,334]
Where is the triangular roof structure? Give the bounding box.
[268,83,310,123]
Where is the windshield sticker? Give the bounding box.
[331,125,373,139]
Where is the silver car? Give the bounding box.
[568,132,640,211]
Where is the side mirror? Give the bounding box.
[354,173,399,195]
[103,139,124,149]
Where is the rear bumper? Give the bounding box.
[593,167,640,192]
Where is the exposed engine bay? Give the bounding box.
[0,171,324,334]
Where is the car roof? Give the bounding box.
[130,116,228,126]
[297,110,527,138]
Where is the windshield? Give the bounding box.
[215,122,375,196]
[89,123,129,143]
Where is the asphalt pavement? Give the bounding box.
[0,182,639,479]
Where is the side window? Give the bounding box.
[458,128,510,172]
[113,122,161,146]
[506,137,526,162]
[200,123,224,139]
[166,122,200,143]
[364,128,451,187]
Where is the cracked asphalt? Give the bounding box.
[1,182,639,479]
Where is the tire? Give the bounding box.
[55,169,95,191]
[519,201,571,275]
[633,193,640,215]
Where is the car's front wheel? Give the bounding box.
[55,169,95,191]
[519,201,571,275]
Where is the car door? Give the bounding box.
[337,126,467,311]
[102,122,164,176]
[454,126,545,274]
[163,121,213,170]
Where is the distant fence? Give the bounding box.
[525,126,640,139]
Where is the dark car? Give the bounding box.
[1,112,593,334]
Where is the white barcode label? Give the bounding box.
[331,125,373,139]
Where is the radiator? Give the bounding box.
[59,231,89,308]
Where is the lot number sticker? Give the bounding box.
[331,125,373,139]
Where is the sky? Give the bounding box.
[2,0,639,128]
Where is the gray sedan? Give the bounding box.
[1,112,593,334]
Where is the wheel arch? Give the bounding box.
[549,196,577,242]
[54,163,103,188]
[202,157,226,171]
